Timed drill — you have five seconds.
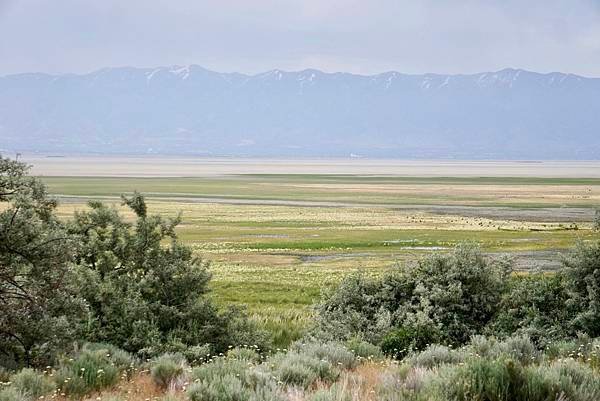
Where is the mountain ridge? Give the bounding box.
[2,65,597,81]
[1,65,599,159]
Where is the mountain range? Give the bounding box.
[1,65,599,159]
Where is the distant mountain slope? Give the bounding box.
[1,66,599,158]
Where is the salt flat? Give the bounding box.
[23,155,600,177]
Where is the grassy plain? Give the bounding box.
[42,174,600,346]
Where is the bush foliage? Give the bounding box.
[316,240,600,358]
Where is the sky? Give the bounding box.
[1,0,599,77]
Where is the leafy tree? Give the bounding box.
[70,193,267,357]
[594,209,600,231]
[563,241,600,336]
[0,156,83,367]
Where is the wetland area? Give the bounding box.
[28,155,600,345]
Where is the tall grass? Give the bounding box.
[150,353,187,390]
[379,335,600,401]
[8,368,55,399]
[54,344,134,397]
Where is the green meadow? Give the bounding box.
[43,174,599,346]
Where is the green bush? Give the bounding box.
[227,347,262,363]
[316,244,510,348]
[545,335,600,367]
[493,335,540,365]
[54,347,131,397]
[188,375,251,401]
[270,351,339,388]
[563,241,600,337]
[539,359,600,400]
[150,353,186,389]
[407,344,466,368]
[380,326,439,359]
[440,357,600,401]
[438,358,545,401]
[382,338,600,401]
[490,274,571,343]
[345,338,383,360]
[82,343,135,371]
[291,342,356,370]
[70,194,267,358]
[9,368,55,399]
[192,357,249,384]
[180,344,213,365]
[189,355,282,401]
[464,335,540,364]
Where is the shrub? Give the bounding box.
[378,366,437,400]
[270,352,339,388]
[309,384,352,401]
[539,359,600,400]
[70,194,266,358]
[9,368,55,399]
[291,342,356,370]
[314,273,393,343]
[181,344,213,365]
[150,353,186,389]
[492,335,540,365]
[188,376,250,401]
[316,244,510,348]
[563,241,600,337]
[227,347,262,363]
[54,347,131,397]
[372,334,600,400]
[82,343,135,371]
[489,274,571,343]
[189,354,282,401]
[438,358,538,401]
[192,358,249,384]
[545,336,600,370]
[345,338,383,360]
[380,326,439,359]
[407,344,466,368]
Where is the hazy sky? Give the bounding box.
[1,0,599,76]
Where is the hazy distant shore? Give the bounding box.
[21,155,600,178]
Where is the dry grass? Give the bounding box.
[52,372,183,401]
[49,362,390,401]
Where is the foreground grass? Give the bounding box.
[7,337,600,401]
